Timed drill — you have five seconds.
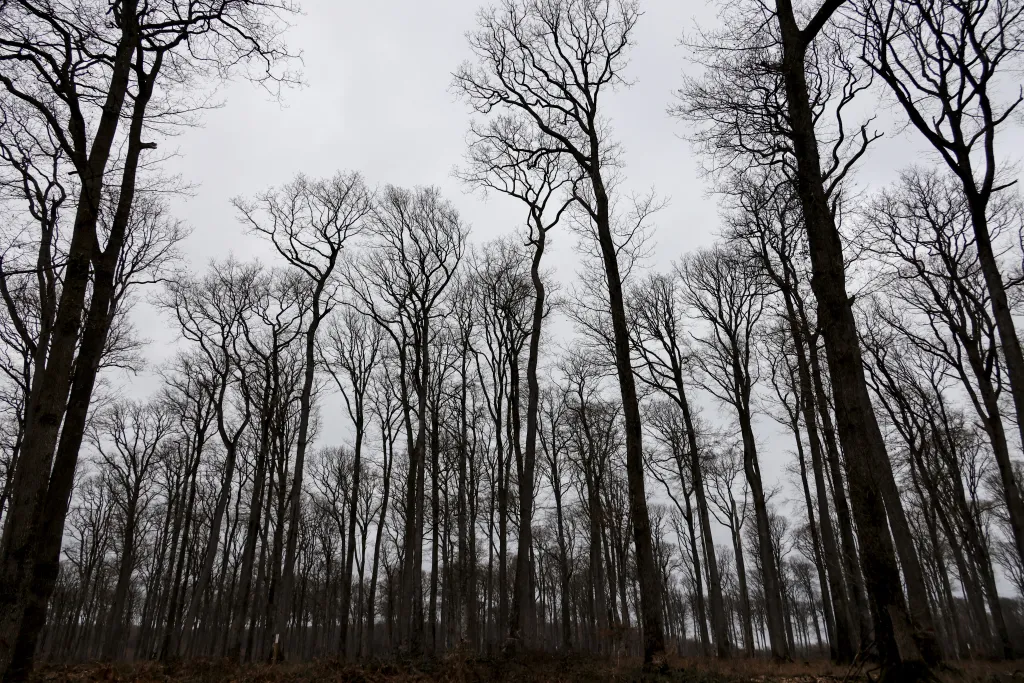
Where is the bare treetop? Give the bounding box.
[235,172,373,286]
[455,0,637,170]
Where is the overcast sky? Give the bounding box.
[143,1,727,394]
[122,0,1023,523]
[159,0,724,261]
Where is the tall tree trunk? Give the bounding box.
[178,437,242,656]
[808,339,871,644]
[510,227,546,649]
[339,408,365,659]
[428,396,440,654]
[552,461,572,651]
[968,202,1024,569]
[793,419,838,659]
[785,308,854,661]
[587,163,665,665]
[774,2,938,674]
[738,409,789,660]
[0,41,155,678]
[273,307,325,654]
[227,382,274,660]
[365,431,391,659]
[672,377,730,657]
[400,316,429,655]
[910,464,966,658]
[682,497,710,655]
[457,359,470,647]
[160,459,200,660]
[102,502,138,661]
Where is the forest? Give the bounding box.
[0,0,1022,681]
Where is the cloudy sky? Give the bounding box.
[159,1,723,263]
[145,1,727,390]
[124,0,1022,518]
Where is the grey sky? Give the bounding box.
[121,0,1023,532]
[142,1,723,408]
[157,1,720,262]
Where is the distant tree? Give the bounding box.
[236,171,373,658]
[88,400,176,660]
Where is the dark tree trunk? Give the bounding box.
[588,164,665,666]
[784,306,854,661]
[509,224,547,649]
[774,2,938,674]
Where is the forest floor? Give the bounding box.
[30,654,1024,683]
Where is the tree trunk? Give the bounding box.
[102,502,138,661]
[808,339,871,644]
[587,161,665,665]
[785,306,854,661]
[774,2,937,673]
[339,408,365,660]
[738,410,789,660]
[0,39,154,678]
[509,226,547,649]
[670,370,731,658]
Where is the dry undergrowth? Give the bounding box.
[29,654,1024,683]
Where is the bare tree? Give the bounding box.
[675,0,934,670]
[857,4,1024,579]
[627,272,732,658]
[458,114,577,650]
[772,0,938,673]
[861,168,1024,580]
[677,245,790,659]
[317,305,384,658]
[0,2,296,677]
[724,174,860,660]
[223,269,306,661]
[707,443,755,656]
[87,399,176,660]
[235,172,372,659]
[537,382,574,651]
[345,185,466,655]
[455,0,667,662]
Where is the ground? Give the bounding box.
[30,655,1024,682]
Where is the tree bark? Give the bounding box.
[588,164,666,666]
[774,1,937,673]
[509,224,546,650]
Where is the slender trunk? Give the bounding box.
[731,506,754,657]
[738,407,788,660]
[552,463,572,651]
[510,224,546,649]
[227,380,274,660]
[585,470,608,649]
[339,409,365,660]
[428,397,440,654]
[673,375,730,657]
[809,339,871,644]
[400,315,429,655]
[273,305,325,653]
[160,459,200,660]
[364,431,392,658]
[102,501,139,661]
[587,158,665,665]
[497,436,509,648]
[683,497,710,655]
[793,420,838,659]
[457,357,469,646]
[911,463,966,658]
[785,307,854,661]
